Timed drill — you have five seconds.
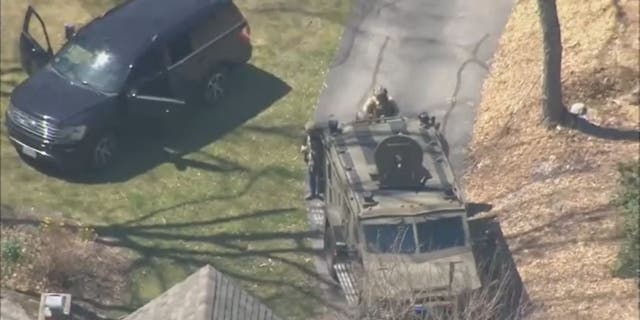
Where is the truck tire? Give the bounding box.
[201,65,230,108]
[89,131,118,171]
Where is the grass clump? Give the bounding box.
[613,160,639,278]
[1,237,25,275]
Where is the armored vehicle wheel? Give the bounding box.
[324,221,339,282]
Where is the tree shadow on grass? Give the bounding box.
[90,206,341,317]
[22,64,291,183]
[571,116,640,141]
[1,60,25,97]
[1,206,341,318]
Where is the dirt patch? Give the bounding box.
[1,212,134,310]
[465,0,639,319]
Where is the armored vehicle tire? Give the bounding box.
[324,221,339,282]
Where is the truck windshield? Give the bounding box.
[363,223,416,254]
[51,36,129,94]
[363,216,466,254]
[416,216,465,253]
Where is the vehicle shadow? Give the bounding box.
[29,64,292,183]
[469,217,533,320]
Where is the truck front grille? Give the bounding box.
[7,107,61,141]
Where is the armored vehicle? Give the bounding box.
[318,113,481,317]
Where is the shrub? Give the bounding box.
[2,239,23,264]
[613,160,639,278]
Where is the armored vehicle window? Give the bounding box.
[363,223,416,254]
[416,217,465,253]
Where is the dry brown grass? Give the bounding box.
[465,0,639,319]
[1,218,133,306]
[354,251,529,320]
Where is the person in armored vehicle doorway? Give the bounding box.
[301,121,324,200]
[360,86,399,120]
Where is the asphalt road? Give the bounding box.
[308,0,516,318]
[313,0,514,173]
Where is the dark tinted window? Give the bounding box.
[416,217,465,253]
[190,4,242,48]
[363,223,416,254]
[168,35,193,64]
[133,47,166,80]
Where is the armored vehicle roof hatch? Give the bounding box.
[324,116,463,218]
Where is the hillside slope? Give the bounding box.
[465,0,639,319]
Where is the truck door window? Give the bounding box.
[132,47,171,96]
[190,11,224,49]
[190,4,241,49]
[167,33,193,64]
[133,47,166,79]
[25,9,51,53]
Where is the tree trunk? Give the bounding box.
[537,0,568,127]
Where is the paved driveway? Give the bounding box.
[314,0,514,172]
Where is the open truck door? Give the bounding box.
[20,5,54,75]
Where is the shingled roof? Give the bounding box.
[123,265,282,320]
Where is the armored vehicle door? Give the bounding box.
[19,6,54,75]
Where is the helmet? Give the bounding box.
[304,120,316,133]
[374,86,388,101]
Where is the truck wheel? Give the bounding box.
[201,65,230,108]
[90,131,118,171]
[324,222,339,282]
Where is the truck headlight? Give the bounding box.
[59,125,87,142]
[6,101,15,119]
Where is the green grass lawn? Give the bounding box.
[0,0,351,318]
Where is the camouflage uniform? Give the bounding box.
[301,121,323,200]
[361,86,399,119]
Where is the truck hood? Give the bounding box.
[360,249,481,299]
[10,65,109,123]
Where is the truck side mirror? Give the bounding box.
[126,88,138,98]
[335,242,358,259]
[64,24,76,40]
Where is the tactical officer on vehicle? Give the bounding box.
[301,121,324,200]
[359,86,399,120]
